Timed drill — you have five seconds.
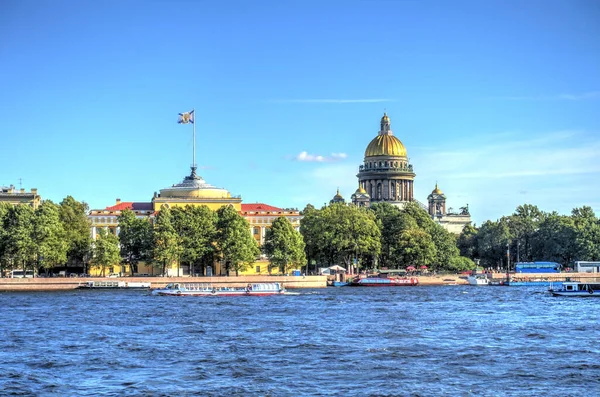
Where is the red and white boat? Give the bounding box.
[151,282,285,296]
[349,277,418,287]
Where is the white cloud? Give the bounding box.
[412,130,600,224]
[273,98,393,103]
[490,91,600,101]
[294,151,348,162]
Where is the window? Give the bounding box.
[256,266,261,273]
[253,227,260,234]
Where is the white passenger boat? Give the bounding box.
[549,281,600,297]
[467,274,489,286]
[151,282,285,296]
[77,280,151,289]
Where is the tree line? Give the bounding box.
[457,204,600,269]
[0,197,91,276]
[300,202,474,273]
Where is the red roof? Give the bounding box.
[241,203,283,212]
[105,202,153,211]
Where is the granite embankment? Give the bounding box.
[2,273,597,291]
[0,275,328,291]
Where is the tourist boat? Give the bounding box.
[549,281,600,297]
[151,282,285,296]
[508,280,563,287]
[77,280,151,289]
[467,274,489,286]
[348,277,418,287]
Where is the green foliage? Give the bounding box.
[395,228,436,267]
[263,216,306,274]
[59,196,92,268]
[370,203,417,268]
[457,224,478,260]
[118,208,154,275]
[429,224,459,271]
[34,201,68,273]
[216,205,260,276]
[447,256,475,272]
[91,228,120,276]
[171,206,218,276]
[153,207,183,275]
[3,205,36,272]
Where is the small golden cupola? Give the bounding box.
[330,188,346,204]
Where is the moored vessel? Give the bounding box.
[349,277,418,287]
[151,282,285,296]
[467,274,489,286]
[77,280,151,289]
[549,281,600,297]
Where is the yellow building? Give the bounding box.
[152,167,242,212]
[88,167,302,277]
[0,185,41,209]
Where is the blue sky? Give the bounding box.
[1,0,599,225]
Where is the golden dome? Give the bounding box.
[355,183,367,194]
[432,183,443,195]
[381,112,390,123]
[365,134,407,157]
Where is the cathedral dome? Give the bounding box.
[365,135,407,157]
[432,183,443,195]
[364,113,408,158]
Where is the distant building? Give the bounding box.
[426,183,471,234]
[329,188,346,205]
[0,185,41,209]
[350,113,471,233]
[88,166,301,276]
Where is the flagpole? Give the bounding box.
[192,109,196,169]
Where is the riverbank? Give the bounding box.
[2,273,597,291]
[0,275,328,291]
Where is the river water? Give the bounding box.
[0,285,598,396]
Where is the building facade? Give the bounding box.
[0,185,41,209]
[352,113,471,233]
[88,166,301,276]
[354,113,416,207]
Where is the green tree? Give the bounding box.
[319,203,381,271]
[91,228,120,276]
[395,228,436,268]
[59,196,92,270]
[477,219,511,270]
[216,205,259,276]
[263,216,307,274]
[299,204,322,274]
[153,207,182,276]
[457,224,479,260]
[505,204,544,262]
[118,208,154,276]
[4,205,36,273]
[0,203,13,275]
[370,203,417,268]
[531,212,577,265]
[429,224,459,271]
[33,201,68,275]
[171,206,218,276]
[447,256,475,272]
[571,206,600,261]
